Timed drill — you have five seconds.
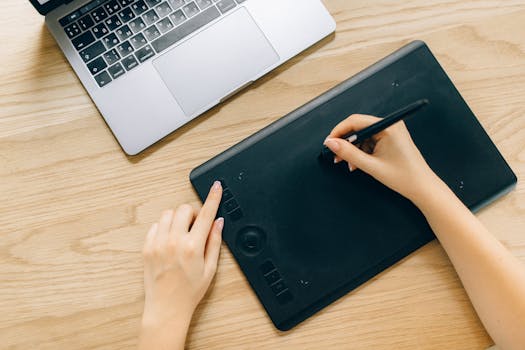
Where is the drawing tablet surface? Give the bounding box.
[190,41,517,331]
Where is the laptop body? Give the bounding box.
[30,0,336,155]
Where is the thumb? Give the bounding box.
[324,138,376,172]
[204,218,223,277]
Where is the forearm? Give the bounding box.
[412,175,525,350]
[138,315,191,350]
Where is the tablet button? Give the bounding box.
[224,198,238,213]
[276,290,293,305]
[271,280,287,295]
[236,226,266,256]
[259,260,275,275]
[218,178,228,189]
[222,189,233,202]
[264,270,280,285]
[228,208,243,221]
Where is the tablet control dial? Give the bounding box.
[236,226,266,256]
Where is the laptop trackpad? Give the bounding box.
[153,8,280,117]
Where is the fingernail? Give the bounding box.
[212,181,222,191]
[348,163,354,171]
[324,138,340,152]
[216,217,224,230]
[334,156,342,164]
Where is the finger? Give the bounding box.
[204,217,224,276]
[324,138,377,174]
[143,223,158,253]
[145,223,158,247]
[156,210,174,246]
[328,114,382,139]
[170,204,195,236]
[191,181,223,244]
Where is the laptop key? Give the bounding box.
[103,48,121,65]
[169,9,186,26]
[105,0,121,15]
[156,17,173,33]
[122,55,139,71]
[116,25,133,40]
[144,25,161,41]
[105,15,123,30]
[78,14,95,30]
[79,40,106,62]
[156,2,173,17]
[135,44,155,63]
[145,0,162,6]
[130,33,147,49]
[143,9,159,25]
[182,2,200,17]
[216,0,236,14]
[65,23,81,38]
[152,6,220,53]
[168,0,184,10]
[80,0,107,14]
[94,70,112,87]
[91,7,108,22]
[108,62,126,79]
[196,0,212,9]
[129,17,146,33]
[92,22,110,38]
[117,0,135,6]
[116,41,135,57]
[102,33,120,49]
[131,0,148,15]
[72,31,96,50]
[87,56,107,75]
[59,10,81,27]
[118,7,136,22]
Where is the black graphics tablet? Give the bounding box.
[190,41,517,331]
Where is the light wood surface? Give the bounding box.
[1,0,524,349]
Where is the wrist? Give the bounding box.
[407,170,451,209]
[139,312,192,350]
[141,309,193,330]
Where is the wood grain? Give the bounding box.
[1,0,524,349]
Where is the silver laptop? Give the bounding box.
[30,0,336,155]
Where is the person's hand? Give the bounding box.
[324,114,441,203]
[139,181,223,350]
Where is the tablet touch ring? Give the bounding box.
[236,226,267,257]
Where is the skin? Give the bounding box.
[325,114,525,350]
[139,115,525,349]
[139,181,223,350]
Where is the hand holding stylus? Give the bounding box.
[321,99,428,162]
[324,114,438,203]
[325,115,525,350]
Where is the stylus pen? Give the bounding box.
[321,99,429,161]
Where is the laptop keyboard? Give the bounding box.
[60,0,248,88]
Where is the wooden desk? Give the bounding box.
[1,1,524,349]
